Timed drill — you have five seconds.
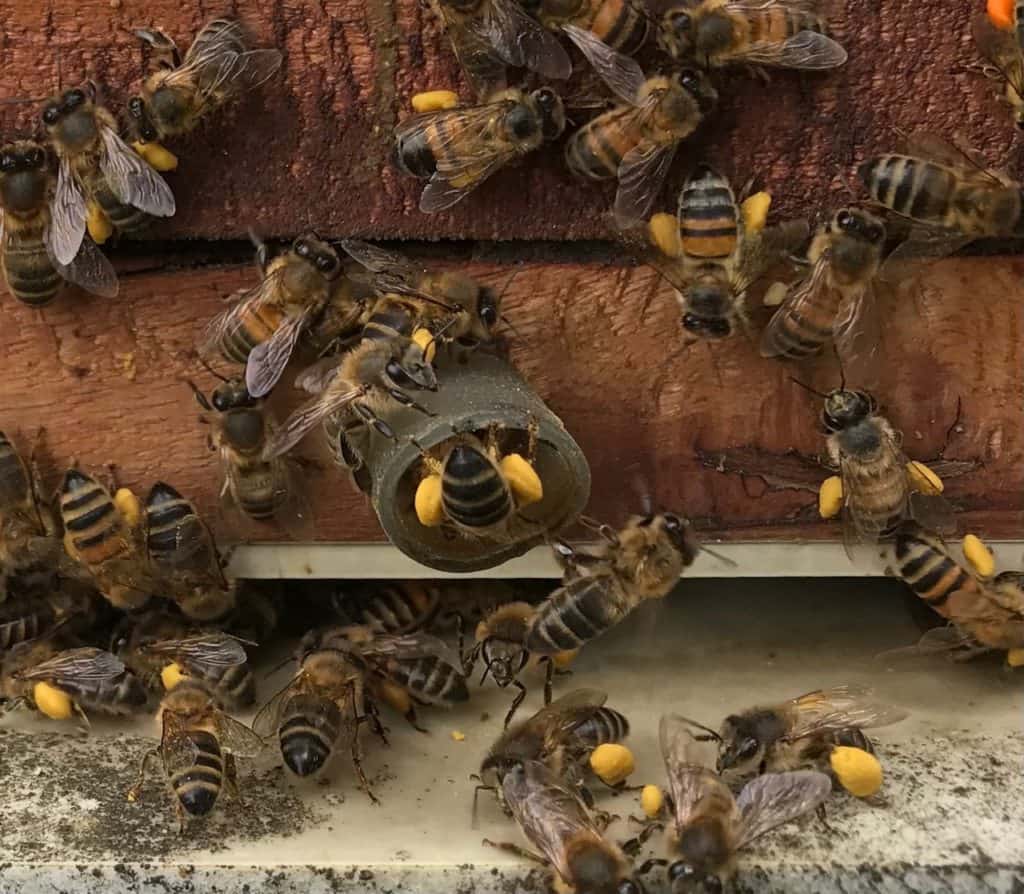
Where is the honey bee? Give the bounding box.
[262,334,439,459]
[0,585,99,652]
[253,628,385,796]
[634,165,808,340]
[117,611,255,709]
[658,0,846,71]
[58,468,159,611]
[394,87,566,213]
[525,512,699,657]
[972,10,1024,130]
[478,688,630,815]
[522,0,651,59]
[639,715,832,892]
[434,0,571,99]
[891,522,1024,658]
[858,133,1024,244]
[129,678,264,829]
[564,41,717,225]
[809,386,954,554]
[2,641,147,725]
[709,685,906,781]
[144,482,235,622]
[329,581,444,635]
[486,759,644,894]
[335,625,470,731]
[188,372,312,536]
[129,19,283,143]
[42,84,176,266]
[0,141,117,305]
[760,208,885,363]
[201,233,347,398]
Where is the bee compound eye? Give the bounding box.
[836,209,853,228]
[0,153,16,172]
[42,105,61,126]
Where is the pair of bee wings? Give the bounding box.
[148,508,229,589]
[500,687,609,750]
[252,666,357,739]
[972,13,1024,102]
[16,646,126,687]
[340,239,461,313]
[49,126,175,267]
[140,633,249,675]
[779,684,908,739]
[659,715,832,848]
[160,703,264,775]
[501,759,614,881]
[260,373,372,459]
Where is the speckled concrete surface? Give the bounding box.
[1,579,1022,892]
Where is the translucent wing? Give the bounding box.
[561,25,645,105]
[354,630,463,667]
[481,0,571,79]
[261,386,367,459]
[522,687,608,735]
[245,307,314,398]
[18,647,125,685]
[615,141,678,227]
[759,251,833,358]
[877,231,974,285]
[733,219,810,293]
[737,30,847,69]
[501,760,603,880]
[833,280,881,375]
[339,239,454,305]
[141,633,249,672]
[184,19,247,63]
[972,14,1024,96]
[99,127,176,217]
[252,674,302,738]
[49,157,87,266]
[172,20,281,97]
[198,273,282,361]
[784,684,908,741]
[439,12,509,100]
[160,709,200,776]
[735,771,832,848]
[659,714,727,830]
[214,711,266,758]
[895,131,1001,183]
[49,234,119,298]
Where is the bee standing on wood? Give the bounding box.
[394,87,566,213]
[521,0,651,65]
[42,84,175,263]
[128,678,264,830]
[564,38,718,225]
[0,141,117,304]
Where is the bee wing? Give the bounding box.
[895,131,1002,184]
[18,647,125,686]
[529,687,608,746]
[438,13,509,100]
[733,219,810,292]
[615,141,679,227]
[245,306,316,398]
[501,759,603,880]
[758,251,833,357]
[659,714,725,829]
[356,630,463,667]
[262,386,366,459]
[252,675,301,738]
[784,684,909,740]
[735,29,847,69]
[143,633,249,672]
[48,156,88,266]
[198,272,283,360]
[481,0,571,79]
[561,25,645,104]
[338,239,440,300]
[48,233,119,298]
[876,230,975,286]
[160,710,200,776]
[214,711,266,758]
[879,428,957,536]
[734,771,832,849]
[972,13,1024,94]
[832,278,881,374]
[99,127,176,217]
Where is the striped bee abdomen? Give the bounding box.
[333,582,440,634]
[171,729,224,816]
[232,463,286,520]
[219,302,287,364]
[0,431,30,507]
[389,655,469,705]
[145,482,214,571]
[441,444,511,528]
[760,281,841,360]
[2,224,61,306]
[76,670,148,715]
[203,661,257,709]
[747,5,826,44]
[565,107,641,181]
[575,706,630,748]
[0,602,48,650]
[678,167,738,262]
[279,692,342,777]
[858,155,956,224]
[893,527,971,613]
[578,0,649,54]
[59,469,127,566]
[525,576,629,653]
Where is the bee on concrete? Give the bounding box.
[394,87,566,213]
[128,678,264,830]
[42,84,175,265]
[658,0,846,71]
[564,40,717,225]
[0,140,117,305]
[972,9,1024,130]
[129,18,282,142]
[485,759,645,894]
[637,715,832,892]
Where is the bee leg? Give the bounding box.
[637,857,669,875]
[385,389,437,419]
[126,747,160,803]
[481,839,547,865]
[623,822,664,857]
[404,703,429,734]
[525,416,539,464]
[815,803,836,834]
[578,515,620,546]
[363,699,390,745]
[594,809,619,832]
[543,658,554,704]
[223,752,243,802]
[352,403,399,441]
[503,680,528,728]
[72,702,92,736]
[176,802,188,835]
[349,733,379,804]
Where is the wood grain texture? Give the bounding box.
[0,0,1020,240]
[1,255,1019,543]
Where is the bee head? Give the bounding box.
[294,234,342,279]
[717,712,777,775]
[127,95,161,142]
[567,841,628,894]
[668,862,723,894]
[822,388,875,432]
[0,143,48,213]
[658,8,695,59]
[476,285,500,334]
[831,208,885,245]
[148,85,189,131]
[386,340,438,392]
[480,638,526,687]
[45,88,98,150]
[212,378,258,412]
[892,520,932,561]
[673,68,717,115]
[531,88,566,141]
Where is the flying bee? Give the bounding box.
[42,84,176,266]
[525,512,700,658]
[890,522,1024,658]
[116,611,255,709]
[564,40,717,225]
[58,468,159,611]
[433,0,571,99]
[658,0,847,72]
[262,333,440,460]
[631,165,809,340]
[760,208,885,364]
[129,18,282,143]
[394,87,566,213]
[253,628,385,796]
[0,141,117,305]
[487,759,645,894]
[144,482,235,622]
[972,10,1024,130]
[808,385,955,555]
[2,641,146,725]
[188,371,312,537]
[637,716,832,893]
[201,233,348,398]
[335,625,470,731]
[128,678,264,829]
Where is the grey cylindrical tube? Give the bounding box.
[357,351,590,572]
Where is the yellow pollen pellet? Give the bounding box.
[451,730,466,742]
[86,203,113,244]
[740,191,772,234]
[906,461,943,494]
[962,534,995,578]
[132,141,179,171]
[641,784,663,818]
[412,90,460,112]
[552,648,579,670]
[500,453,543,507]
[818,476,844,519]
[1006,648,1024,668]
[763,281,790,307]
[414,474,445,527]
[34,681,73,720]
[647,212,682,258]
[590,743,635,786]
[830,746,883,798]
[114,487,144,529]
[412,327,437,364]
[160,662,187,691]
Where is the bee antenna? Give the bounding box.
[699,544,737,567]
[198,356,230,383]
[674,715,722,743]
[788,377,829,399]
